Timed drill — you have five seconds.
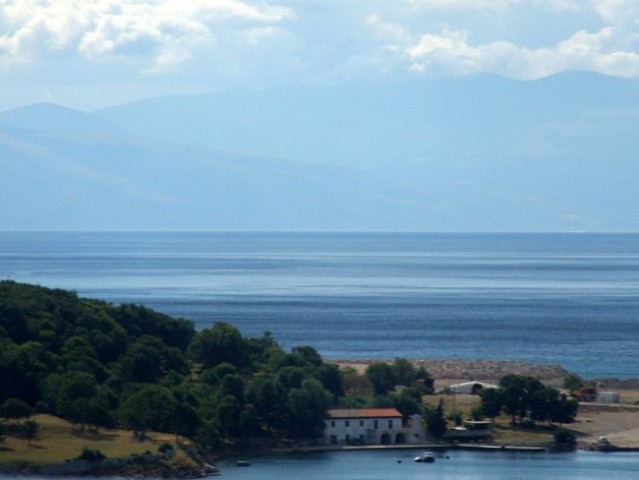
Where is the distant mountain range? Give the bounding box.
[2,72,638,231]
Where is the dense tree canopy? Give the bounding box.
[0,281,462,450]
[0,281,344,446]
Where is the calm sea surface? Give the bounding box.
[1,450,639,479]
[215,449,639,480]
[1,232,639,379]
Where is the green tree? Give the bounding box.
[246,375,285,431]
[117,335,187,384]
[220,374,245,401]
[286,379,333,439]
[548,393,578,425]
[119,385,176,439]
[494,375,576,426]
[563,374,584,392]
[499,374,544,423]
[216,395,243,437]
[200,362,238,385]
[195,420,222,451]
[292,346,323,367]
[21,419,39,444]
[365,363,395,395]
[392,387,422,418]
[171,401,201,441]
[277,366,308,391]
[239,404,260,437]
[424,399,447,440]
[470,405,485,421]
[83,394,116,431]
[318,364,344,399]
[188,322,247,369]
[553,427,577,450]
[78,447,106,460]
[55,372,99,429]
[0,398,32,419]
[0,341,57,405]
[447,410,463,426]
[391,358,416,386]
[113,303,194,351]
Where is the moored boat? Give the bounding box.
[414,451,435,463]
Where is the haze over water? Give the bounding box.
[2,231,638,379]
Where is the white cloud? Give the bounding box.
[0,0,293,71]
[594,0,639,26]
[404,24,639,79]
[356,0,637,79]
[405,0,518,10]
[1,0,639,110]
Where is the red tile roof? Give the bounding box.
[327,408,402,419]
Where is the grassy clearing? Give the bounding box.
[0,414,175,467]
[422,393,481,417]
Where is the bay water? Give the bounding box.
[216,449,639,480]
[2,450,639,479]
[2,231,639,379]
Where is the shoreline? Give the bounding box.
[3,357,638,478]
[331,357,639,451]
[330,357,639,385]
[267,443,548,455]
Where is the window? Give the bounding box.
[388,420,393,429]
[374,420,378,429]
[360,420,364,427]
[345,420,350,427]
[331,421,335,427]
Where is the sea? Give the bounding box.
[1,449,639,480]
[216,449,639,480]
[1,231,639,380]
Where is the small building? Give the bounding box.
[575,387,598,402]
[324,408,426,445]
[597,392,620,404]
[445,381,498,395]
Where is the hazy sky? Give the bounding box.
[1,0,639,110]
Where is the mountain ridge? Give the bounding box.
[2,72,638,231]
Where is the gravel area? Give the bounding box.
[331,358,570,383]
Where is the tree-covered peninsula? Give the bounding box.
[0,280,579,473]
[0,280,346,441]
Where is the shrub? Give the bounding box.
[0,398,32,419]
[158,442,173,453]
[78,447,107,461]
[563,374,584,392]
[553,427,577,450]
[21,419,39,443]
[447,410,463,426]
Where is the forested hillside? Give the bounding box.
[0,280,343,447]
[0,280,576,455]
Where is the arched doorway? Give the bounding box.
[380,433,391,445]
[395,433,406,444]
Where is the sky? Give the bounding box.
[1,0,639,111]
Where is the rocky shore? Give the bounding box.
[333,358,570,382]
[412,358,570,382]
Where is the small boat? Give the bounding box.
[236,460,251,467]
[414,451,435,463]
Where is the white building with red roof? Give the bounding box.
[324,408,426,445]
